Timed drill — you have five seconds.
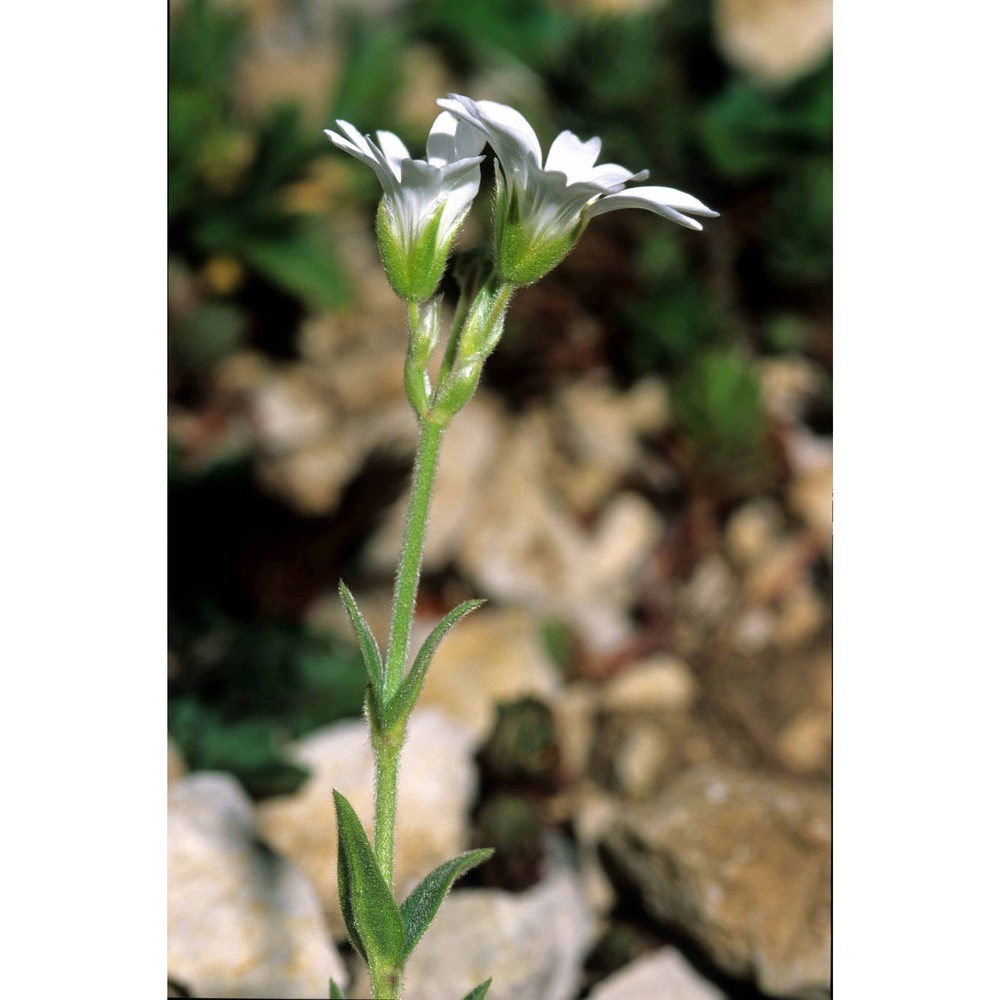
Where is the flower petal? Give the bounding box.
[376,130,411,174]
[334,119,370,154]
[583,162,647,190]
[545,131,602,182]
[426,112,458,165]
[325,128,367,159]
[590,186,719,229]
[438,95,543,171]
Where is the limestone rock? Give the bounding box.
[759,357,824,424]
[725,498,785,569]
[365,388,663,655]
[713,0,833,84]
[168,772,346,999]
[590,947,726,1000]
[399,861,594,1000]
[256,709,479,938]
[602,656,697,716]
[364,396,506,574]
[168,737,187,785]
[554,377,670,511]
[414,607,563,741]
[604,764,831,999]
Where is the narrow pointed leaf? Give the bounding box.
[333,790,405,968]
[338,580,385,723]
[385,599,486,727]
[329,978,344,999]
[400,848,495,958]
[460,979,493,1000]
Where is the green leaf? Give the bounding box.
[460,979,493,1000]
[338,581,386,724]
[333,790,405,969]
[328,978,344,999]
[241,226,348,311]
[400,848,495,958]
[384,600,486,727]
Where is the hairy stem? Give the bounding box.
[373,418,445,897]
[384,420,445,699]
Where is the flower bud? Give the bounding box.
[428,359,483,426]
[404,298,441,416]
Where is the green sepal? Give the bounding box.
[333,790,405,969]
[400,848,495,958]
[456,284,508,364]
[328,978,344,999]
[376,199,452,302]
[460,979,493,1000]
[405,297,442,417]
[384,600,486,727]
[428,360,483,427]
[492,163,582,287]
[338,581,386,726]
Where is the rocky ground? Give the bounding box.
[168,218,831,999]
[168,1,832,992]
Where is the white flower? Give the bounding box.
[437,94,719,285]
[325,112,486,299]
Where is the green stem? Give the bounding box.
[369,961,402,1000]
[384,420,445,698]
[373,418,445,894]
[373,728,402,894]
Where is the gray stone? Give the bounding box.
[168,772,347,999]
[604,764,831,999]
[257,708,479,938]
[398,859,594,1000]
[589,947,726,1000]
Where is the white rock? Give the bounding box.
[714,0,833,83]
[401,861,594,1000]
[602,656,697,715]
[605,764,831,999]
[256,709,479,938]
[168,773,346,999]
[590,947,726,1000]
[414,607,563,741]
[168,738,187,785]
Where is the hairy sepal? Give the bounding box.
[492,169,581,286]
[377,199,452,301]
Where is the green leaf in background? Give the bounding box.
[400,849,495,959]
[328,978,344,999]
[697,57,832,181]
[765,156,833,285]
[168,699,310,799]
[241,224,348,311]
[171,301,248,376]
[384,600,486,726]
[328,17,407,127]
[338,580,386,724]
[460,979,493,1000]
[673,349,766,463]
[333,790,405,969]
[414,0,573,66]
[168,0,245,96]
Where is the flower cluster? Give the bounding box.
[327,95,717,297]
[325,112,485,301]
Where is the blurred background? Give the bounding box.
[168,0,832,997]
